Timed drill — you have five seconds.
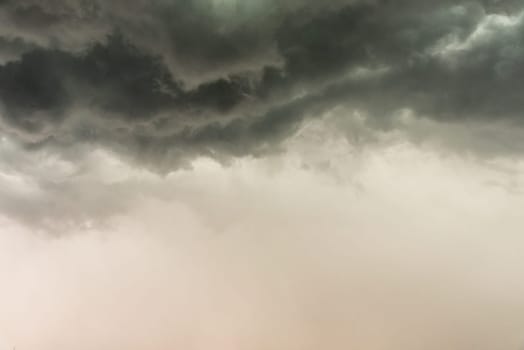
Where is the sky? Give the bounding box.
[1,0,524,349]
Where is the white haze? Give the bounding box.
[1,115,524,350]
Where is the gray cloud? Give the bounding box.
[2,2,524,347]
[0,0,523,169]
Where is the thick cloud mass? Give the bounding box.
[3,3,524,348]
[0,0,523,168]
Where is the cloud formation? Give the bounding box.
[2,130,524,350]
[2,2,524,349]
[0,0,523,168]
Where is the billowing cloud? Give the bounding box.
[2,2,524,349]
[0,0,523,169]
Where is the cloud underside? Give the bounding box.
[0,0,523,168]
[3,2,524,349]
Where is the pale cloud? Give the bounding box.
[1,118,524,350]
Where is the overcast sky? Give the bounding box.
[1,1,524,349]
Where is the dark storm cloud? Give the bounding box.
[0,33,251,131]
[0,36,38,63]
[0,0,524,168]
[0,34,174,132]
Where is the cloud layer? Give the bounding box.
[1,0,524,168]
[2,2,524,349]
[2,126,524,349]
